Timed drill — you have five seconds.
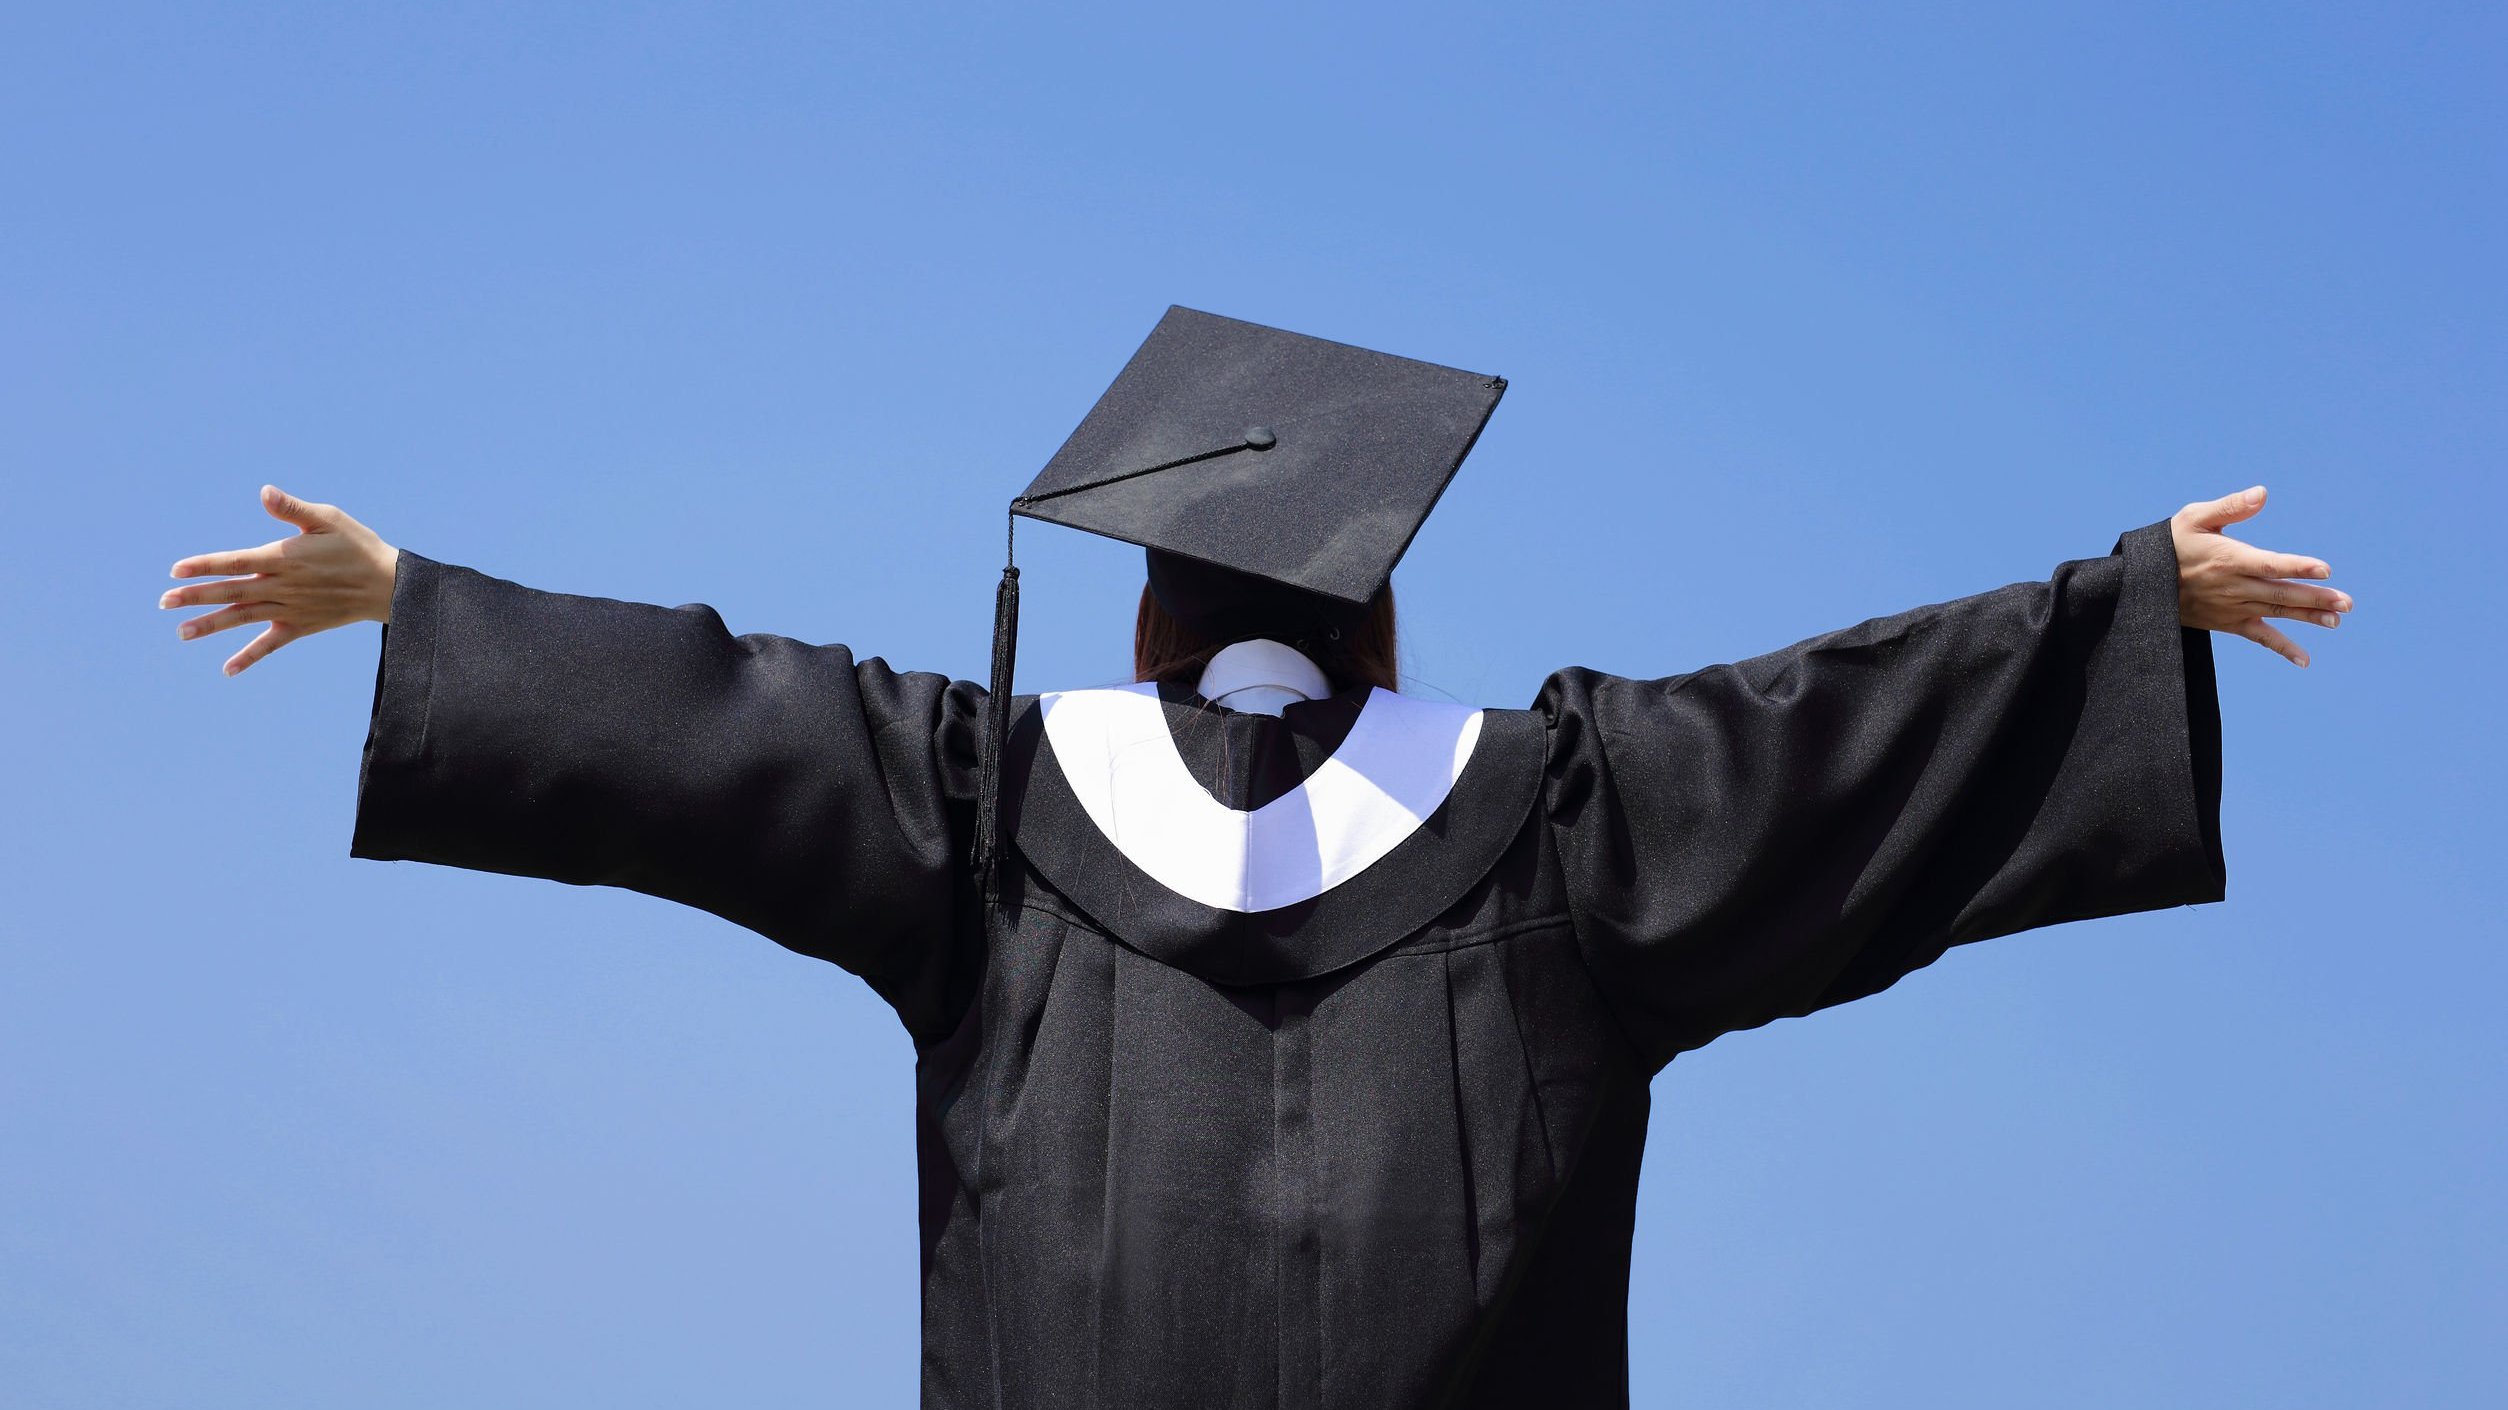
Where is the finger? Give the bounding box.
[160,576,277,609]
[2244,601,2344,630]
[222,622,301,676]
[179,602,281,641]
[2179,485,2267,533]
[171,544,286,578]
[262,484,337,532]
[2228,578,2351,612]
[2233,616,2308,668]
[2224,542,2333,580]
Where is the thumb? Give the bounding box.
[262,484,334,532]
[2180,484,2267,533]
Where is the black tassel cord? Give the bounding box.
[974,440,1267,903]
[973,513,1020,904]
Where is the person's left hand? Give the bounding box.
[2172,486,2352,668]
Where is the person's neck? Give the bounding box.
[1196,639,1331,716]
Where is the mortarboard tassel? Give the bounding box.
[975,438,1278,901]
[973,515,1020,905]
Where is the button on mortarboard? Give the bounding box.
[1011,305,1506,606]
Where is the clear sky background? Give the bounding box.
[4,4,2500,1406]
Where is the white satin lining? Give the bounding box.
[1038,682,1486,913]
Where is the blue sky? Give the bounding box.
[4,3,2500,1404]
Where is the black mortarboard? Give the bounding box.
[971,305,1507,898]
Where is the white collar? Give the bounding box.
[1038,682,1486,912]
[1194,639,1333,716]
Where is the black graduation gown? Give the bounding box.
[350,517,2225,1409]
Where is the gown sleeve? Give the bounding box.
[1536,516,2226,1072]
[348,549,986,1040]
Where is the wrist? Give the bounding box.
[369,544,401,624]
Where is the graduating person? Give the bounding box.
[162,308,2350,1409]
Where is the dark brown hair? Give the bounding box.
[1134,583,1400,694]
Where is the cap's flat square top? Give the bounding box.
[1014,306,1505,604]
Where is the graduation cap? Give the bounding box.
[973,305,1508,899]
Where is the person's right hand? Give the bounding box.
[163,485,400,676]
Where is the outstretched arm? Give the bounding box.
[159,484,985,1039]
[1540,488,2348,1071]
[162,485,399,674]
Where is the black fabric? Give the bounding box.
[350,515,2226,1408]
[1013,306,1506,605]
[1541,516,2227,1071]
[1148,679,1368,810]
[349,553,986,1040]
